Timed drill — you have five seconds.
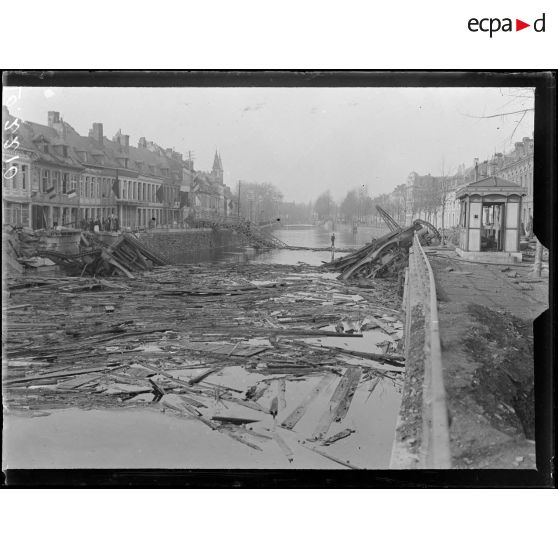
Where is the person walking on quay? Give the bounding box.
[331,232,336,248]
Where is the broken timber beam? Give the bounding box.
[310,367,362,441]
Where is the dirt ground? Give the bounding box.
[428,248,548,469]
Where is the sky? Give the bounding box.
[7,86,534,203]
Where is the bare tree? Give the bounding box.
[462,87,534,143]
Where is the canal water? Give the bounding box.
[180,224,390,266]
[5,223,404,470]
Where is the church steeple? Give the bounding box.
[212,150,223,184]
[213,150,223,172]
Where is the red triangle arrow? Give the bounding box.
[516,19,530,31]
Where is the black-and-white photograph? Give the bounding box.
[1,73,553,480]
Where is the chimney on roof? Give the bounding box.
[89,122,104,146]
[165,147,173,158]
[138,137,147,149]
[48,111,60,127]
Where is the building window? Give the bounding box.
[62,173,69,194]
[53,171,60,193]
[21,164,28,190]
[85,176,90,198]
[41,169,50,192]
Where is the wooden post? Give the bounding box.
[534,238,543,277]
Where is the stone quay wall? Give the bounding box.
[136,228,246,264]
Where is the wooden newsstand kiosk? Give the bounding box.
[456,176,524,263]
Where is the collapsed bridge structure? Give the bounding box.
[323,206,441,281]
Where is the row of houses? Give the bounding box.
[401,135,534,229]
[2,106,235,230]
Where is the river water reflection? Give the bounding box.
[182,224,390,267]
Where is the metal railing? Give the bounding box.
[409,232,452,468]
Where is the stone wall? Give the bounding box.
[136,228,246,264]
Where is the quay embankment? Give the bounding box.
[135,228,247,264]
[392,241,548,469]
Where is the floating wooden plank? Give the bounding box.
[322,428,355,446]
[310,367,362,441]
[188,366,222,385]
[224,396,269,414]
[273,431,294,462]
[211,416,260,425]
[365,377,381,402]
[303,444,361,469]
[55,373,102,390]
[222,430,263,451]
[280,374,333,429]
[278,378,287,411]
[179,341,269,357]
[5,365,113,385]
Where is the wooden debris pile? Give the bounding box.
[34,233,170,277]
[323,224,420,280]
[4,261,405,468]
[3,226,169,278]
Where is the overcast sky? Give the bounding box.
[10,86,534,203]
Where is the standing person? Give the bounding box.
[330,232,336,248]
[150,216,156,229]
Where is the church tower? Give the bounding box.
[212,150,223,184]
